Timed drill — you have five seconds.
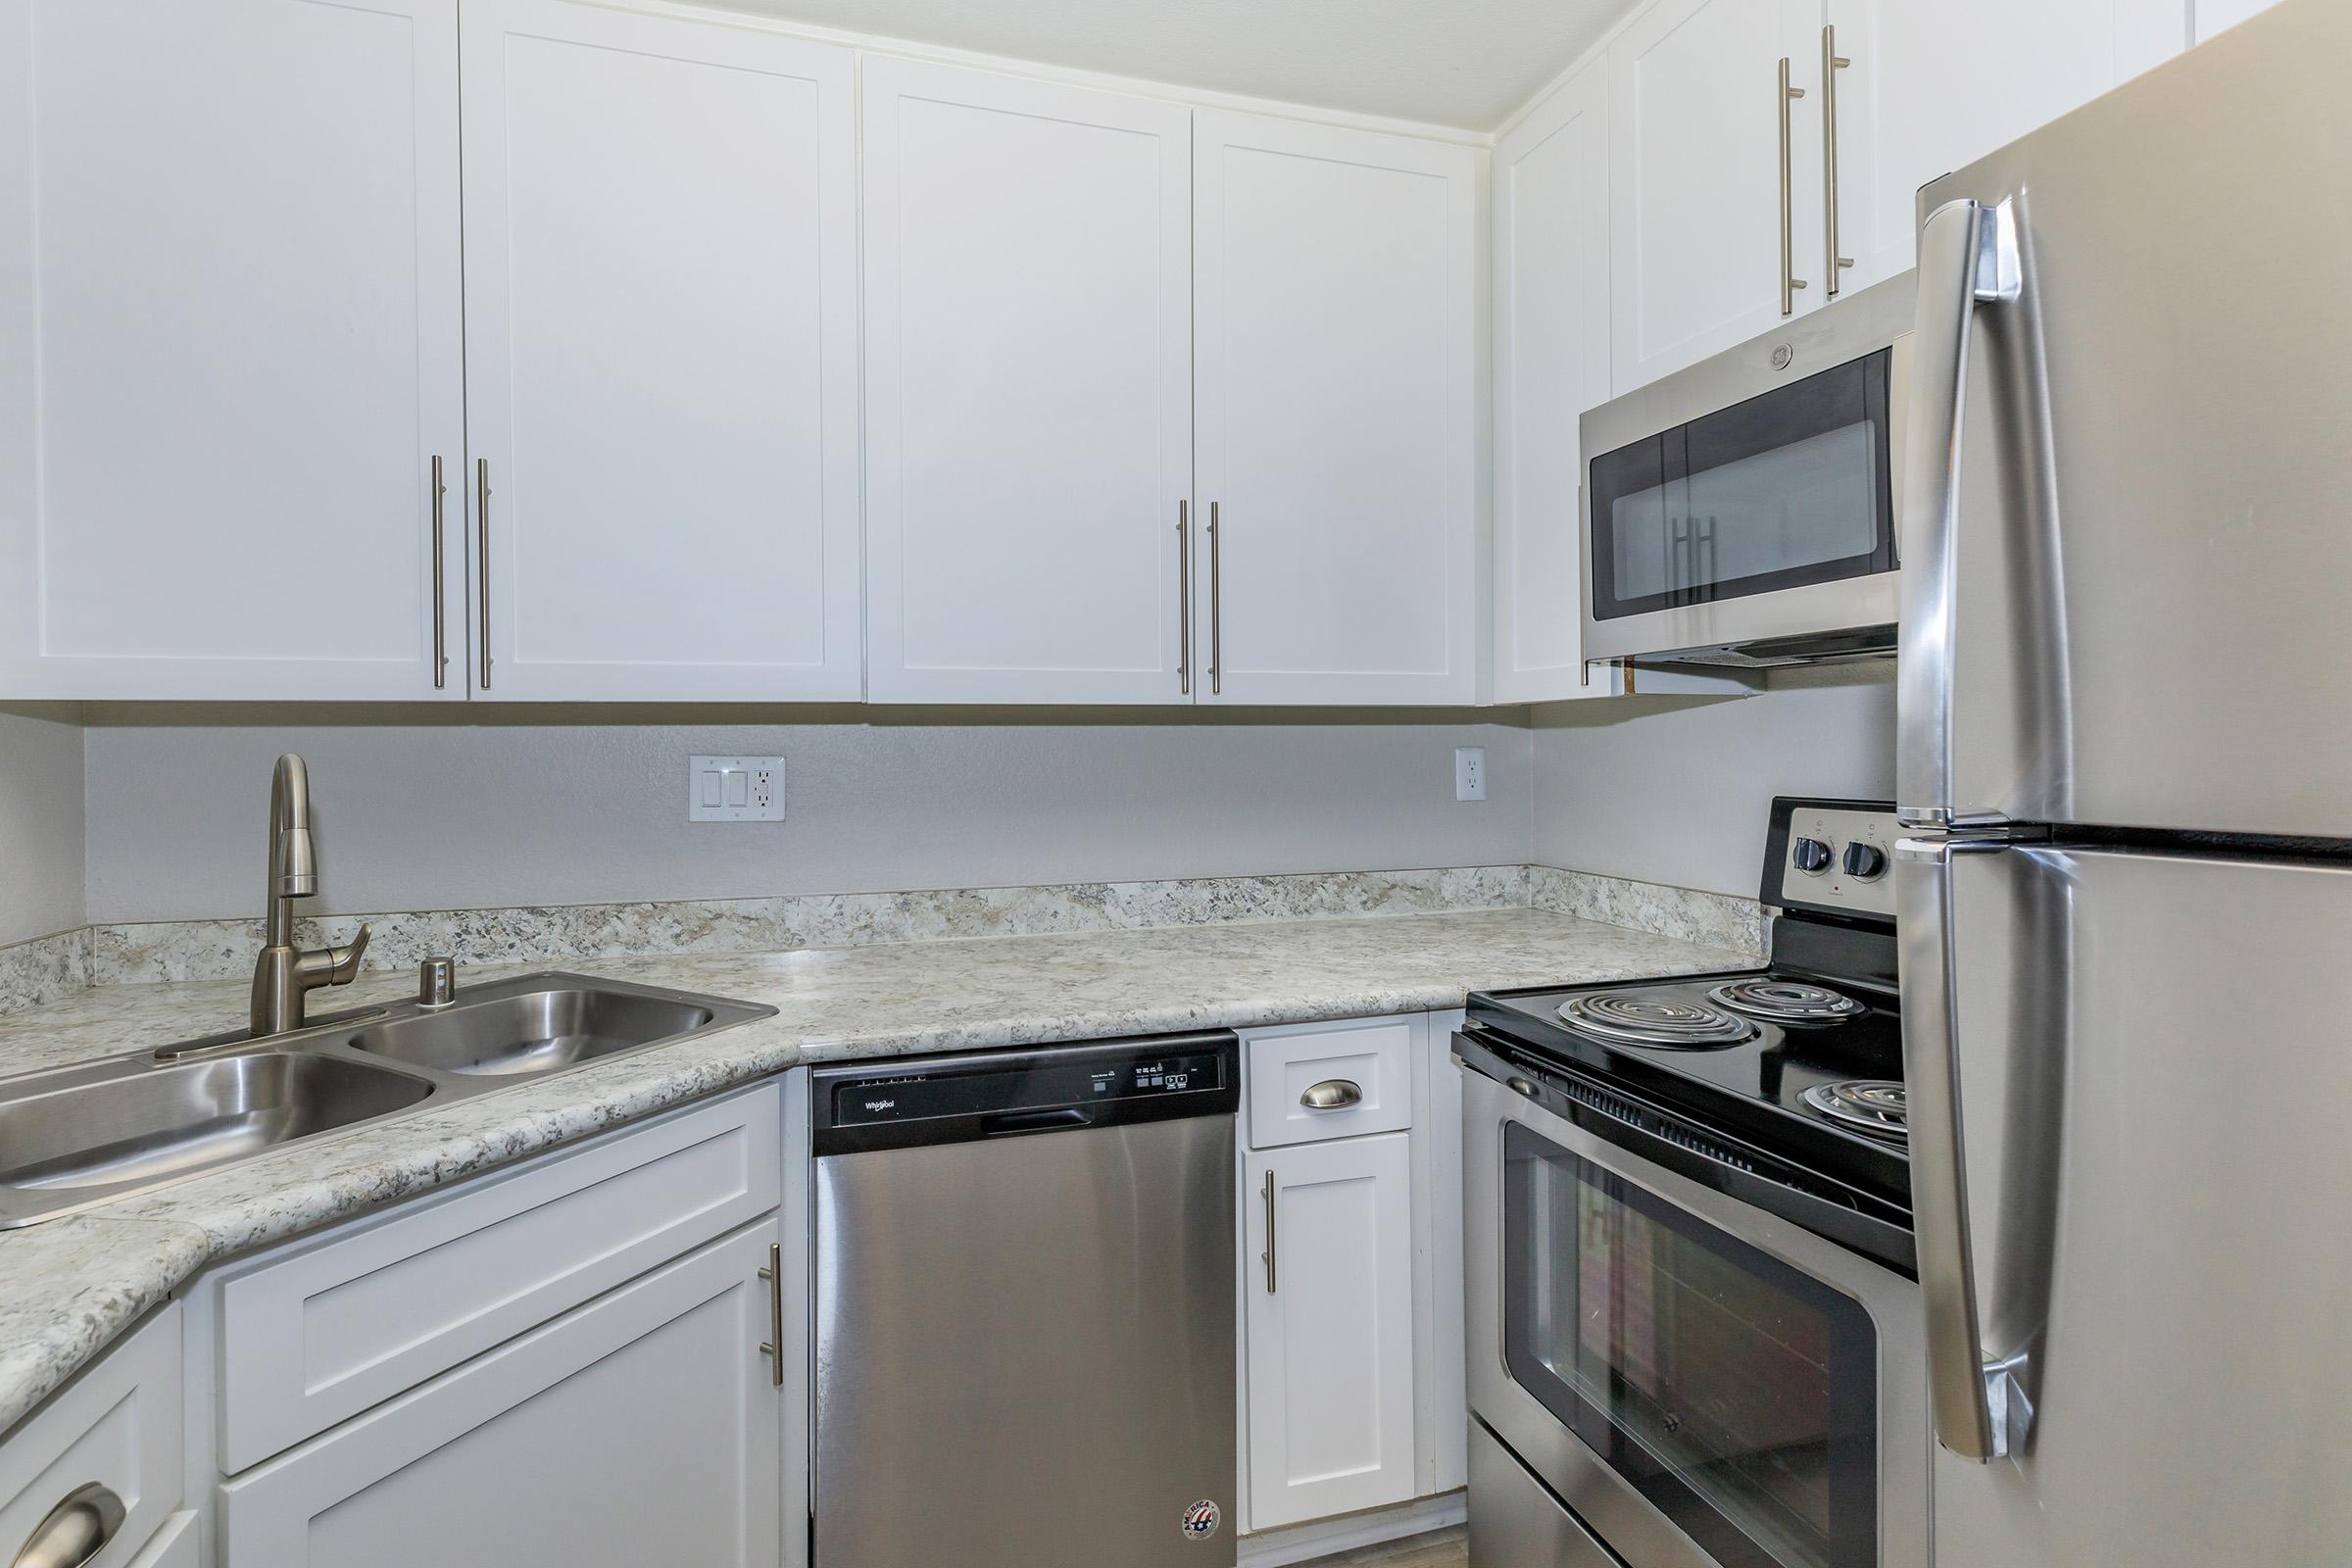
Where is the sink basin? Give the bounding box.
[0,970,773,1228]
[0,1053,434,1195]
[342,987,722,1077]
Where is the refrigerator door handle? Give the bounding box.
[1896,198,2020,829]
[1896,835,2012,1462]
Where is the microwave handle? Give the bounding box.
[1896,198,2019,829]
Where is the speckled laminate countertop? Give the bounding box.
[0,906,1757,1437]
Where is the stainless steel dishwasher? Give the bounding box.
[811,1032,1240,1568]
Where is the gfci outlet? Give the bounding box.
[689,756,786,822]
[1454,746,1487,802]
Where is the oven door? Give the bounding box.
[1462,1052,1927,1568]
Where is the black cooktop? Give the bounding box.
[1465,963,1910,1209]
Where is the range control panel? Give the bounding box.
[1766,799,1899,921]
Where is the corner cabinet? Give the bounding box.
[0,0,468,701]
[219,1223,784,1568]
[458,0,861,702]
[1195,113,1479,707]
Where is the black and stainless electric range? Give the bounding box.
[1458,797,1927,1568]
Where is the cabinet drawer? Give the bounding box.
[219,1082,779,1472]
[1247,1019,1414,1148]
[0,1306,181,1568]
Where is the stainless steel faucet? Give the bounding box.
[250,754,371,1037]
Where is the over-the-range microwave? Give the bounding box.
[1581,271,1915,668]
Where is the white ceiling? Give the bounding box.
[702,0,1635,130]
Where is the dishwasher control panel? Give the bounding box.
[811,1032,1242,1155]
[833,1051,1228,1127]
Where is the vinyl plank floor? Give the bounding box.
[1298,1525,1467,1567]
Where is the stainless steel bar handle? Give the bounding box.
[1821,26,1852,296]
[13,1483,123,1568]
[1896,198,2019,828]
[429,456,448,690]
[1299,1078,1363,1111]
[474,459,494,691]
[1176,500,1192,696]
[1895,837,1998,1461]
[1779,57,1807,316]
[1207,502,1222,696]
[1259,1168,1276,1294]
[758,1242,785,1388]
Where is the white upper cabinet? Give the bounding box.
[0,0,466,700]
[1609,0,1824,394]
[1492,62,1626,705]
[459,0,860,701]
[1194,112,1478,707]
[1823,1,2188,296]
[2196,0,2283,43]
[862,62,1193,704]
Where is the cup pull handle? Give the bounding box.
[13,1484,123,1568]
[1299,1079,1363,1110]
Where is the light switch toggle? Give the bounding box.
[689,756,786,822]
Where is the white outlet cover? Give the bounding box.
[690,756,786,822]
[1454,746,1487,802]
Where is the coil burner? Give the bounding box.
[1801,1080,1908,1141]
[1555,992,1759,1049]
[1709,978,1868,1025]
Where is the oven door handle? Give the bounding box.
[1897,196,2020,830]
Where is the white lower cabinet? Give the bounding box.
[1244,1131,1419,1531]
[0,1306,181,1568]
[220,1220,784,1568]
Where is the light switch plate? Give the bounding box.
[689,756,785,822]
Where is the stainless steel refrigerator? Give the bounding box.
[1892,2,2352,1563]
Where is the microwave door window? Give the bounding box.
[1589,349,1895,624]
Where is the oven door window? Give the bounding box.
[1503,1122,1878,1568]
[1589,348,1895,622]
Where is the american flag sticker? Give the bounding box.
[1181,1500,1222,1542]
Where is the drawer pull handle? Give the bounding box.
[14,1483,123,1568]
[1299,1079,1363,1111]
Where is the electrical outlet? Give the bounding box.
[1454,746,1487,802]
[689,756,786,822]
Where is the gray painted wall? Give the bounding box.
[1531,662,1896,897]
[83,717,1535,923]
[0,713,86,944]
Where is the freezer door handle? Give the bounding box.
[1896,198,2019,829]
[1897,836,2013,1462]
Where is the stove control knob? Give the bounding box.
[1792,836,1833,874]
[1842,842,1887,880]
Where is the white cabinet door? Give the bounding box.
[460,0,859,701]
[1194,112,1477,707]
[221,1222,783,1568]
[0,0,466,700]
[1492,62,1627,706]
[2196,0,2284,42]
[863,61,1193,705]
[1245,1132,1417,1531]
[1610,0,1824,394]
[1824,1,2184,296]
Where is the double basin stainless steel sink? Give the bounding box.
[0,973,774,1229]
